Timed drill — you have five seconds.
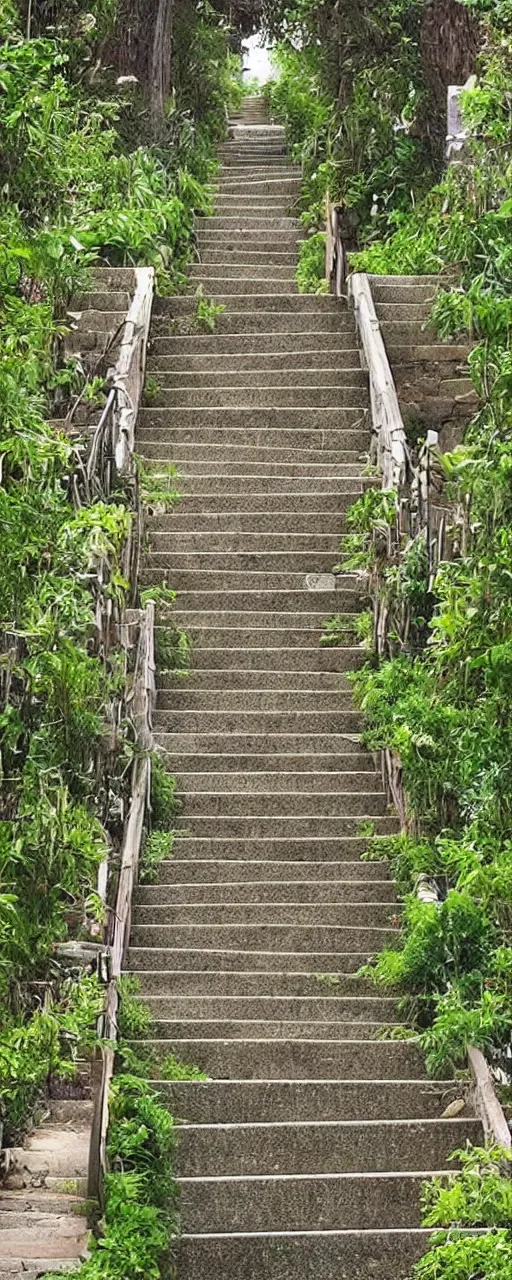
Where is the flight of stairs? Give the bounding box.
[127,95,482,1280]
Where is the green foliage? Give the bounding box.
[296,232,328,293]
[139,830,175,885]
[410,1146,512,1280]
[0,975,103,1144]
[150,756,180,830]
[268,4,436,243]
[194,291,226,332]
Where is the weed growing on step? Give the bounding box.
[140,830,176,884]
[320,614,357,645]
[138,462,181,511]
[142,375,161,406]
[194,289,226,332]
[296,233,329,293]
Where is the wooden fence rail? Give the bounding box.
[326,233,510,1143]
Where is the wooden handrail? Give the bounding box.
[87,601,156,1206]
[348,272,408,492]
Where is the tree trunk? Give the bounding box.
[114,0,174,116]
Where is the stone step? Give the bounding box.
[176,1117,478,1178]
[173,770,382,795]
[73,308,125,332]
[139,1018,399,1043]
[161,829,371,860]
[135,878,394,903]
[147,347,360,370]
[150,586,361,611]
[0,1260,84,1276]
[127,945,382,973]
[158,296,339,316]
[151,581,362,607]
[159,314,351,335]
[377,302,431,322]
[76,289,130,310]
[157,668,356,690]
[137,814,398,839]
[173,793,387,821]
[167,646,365,669]
[370,281,441,304]
[149,333,359,355]
[150,366,366,387]
[127,970,388,997]
[149,859,390,885]
[136,894,395,923]
[153,708,365,734]
[150,531,346,554]
[162,608,358,628]
[0,1213,88,1262]
[147,509,358,533]
[212,200,297,212]
[197,230,300,246]
[196,216,300,231]
[143,995,402,1025]
[130,920,399,952]
[92,266,136,288]
[386,342,470,363]
[149,551,349,573]
[154,1078,457,1123]
[147,450,362,471]
[215,185,300,199]
[6,1130,89,1182]
[0,1190,86,1216]
[130,1038,427,1078]
[189,274,299,291]
[195,249,299,265]
[146,387,367,409]
[177,1226,435,1275]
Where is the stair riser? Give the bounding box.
[194,253,299,268]
[156,315,352,334]
[149,335,360,354]
[142,988,399,1018]
[173,772,383,796]
[149,551,352,572]
[135,880,395,903]
[129,924,399,950]
[158,648,366,669]
[147,510,359,532]
[138,445,368,468]
[126,948,383,974]
[134,902,395,927]
[162,834,372,856]
[145,389,366,408]
[149,859,390,885]
[155,1078,455,1123]
[176,1118,478,1178]
[153,712,365,735]
[173,795,387,820]
[150,533,343,554]
[136,815,399,838]
[156,668,359,690]
[128,971,388,996]
[132,1038,427,1079]
[175,1232,438,1280]
[156,295,338,314]
[147,350,360,371]
[149,369,366,387]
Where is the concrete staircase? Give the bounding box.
[128,96,482,1279]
